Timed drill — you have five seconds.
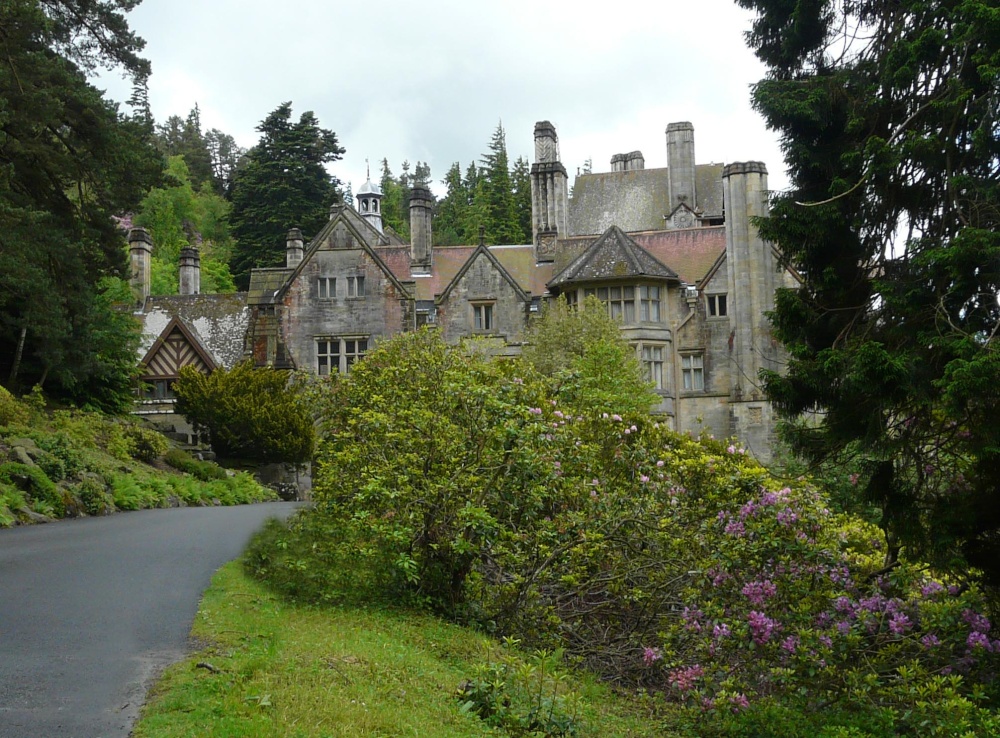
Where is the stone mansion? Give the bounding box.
[131,120,794,461]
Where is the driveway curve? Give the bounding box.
[0,502,300,738]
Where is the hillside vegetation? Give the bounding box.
[0,386,274,526]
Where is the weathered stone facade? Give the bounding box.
[134,119,792,462]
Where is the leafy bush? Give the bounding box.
[123,423,168,462]
[74,477,114,516]
[269,326,1000,734]
[164,447,228,481]
[0,462,64,516]
[0,386,29,426]
[174,361,314,463]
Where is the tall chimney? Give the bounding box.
[667,122,696,212]
[409,186,434,273]
[178,246,201,295]
[530,120,569,262]
[128,227,153,305]
[286,227,305,268]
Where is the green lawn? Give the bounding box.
[133,563,668,737]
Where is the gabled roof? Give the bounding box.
[436,243,531,304]
[138,293,249,368]
[139,316,217,378]
[548,225,678,290]
[249,210,414,305]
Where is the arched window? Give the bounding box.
[362,199,369,212]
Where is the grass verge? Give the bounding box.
[132,563,667,737]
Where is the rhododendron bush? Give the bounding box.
[306,329,998,733]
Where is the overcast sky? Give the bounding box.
[95,0,789,199]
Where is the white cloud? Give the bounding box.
[95,0,789,201]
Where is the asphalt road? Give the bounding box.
[0,502,301,738]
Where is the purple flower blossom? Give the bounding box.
[836,620,852,636]
[639,475,649,483]
[727,444,737,454]
[921,634,940,648]
[668,664,704,692]
[781,635,799,653]
[713,623,731,641]
[889,612,912,635]
[776,508,799,526]
[818,635,833,648]
[963,610,991,634]
[748,611,779,644]
[611,414,622,422]
[656,460,665,467]
[642,646,663,665]
[920,581,945,598]
[967,631,992,651]
[741,580,778,606]
[630,425,637,432]
[729,693,750,712]
[528,407,542,415]
[724,519,745,536]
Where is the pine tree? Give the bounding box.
[0,0,161,407]
[511,156,532,244]
[744,0,1000,582]
[228,103,344,289]
[434,162,467,246]
[478,122,520,244]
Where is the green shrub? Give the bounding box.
[174,361,314,463]
[123,424,168,462]
[0,462,64,516]
[74,477,114,516]
[164,447,227,481]
[0,386,29,426]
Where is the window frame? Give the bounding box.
[316,335,368,375]
[639,343,666,390]
[639,285,662,323]
[707,293,728,318]
[347,275,366,298]
[317,277,336,299]
[585,285,636,323]
[472,301,496,332]
[681,353,705,391]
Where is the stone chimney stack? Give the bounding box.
[286,227,305,268]
[128,227,153,305]
[612,151,646,172]
[530,120,569,263]
[666,122,696,211]
[178,246,201,295]
[723,161,773,396]
[409,186,434,273]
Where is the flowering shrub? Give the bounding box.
[303,328,999,732]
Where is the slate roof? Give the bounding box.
[138,293,249,369]
[549,226,679,290]
[568,164,725,236]
[555,225,726,286]
[247,268,291,305]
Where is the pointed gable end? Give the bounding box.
[548,225,678,290]
[436,244,531,305]
[273,210,413,302]
[139,317,218,379]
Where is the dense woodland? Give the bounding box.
[2,1,1000,735]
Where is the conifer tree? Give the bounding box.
[744,0,1000,581]
[0,0,160,407]
[478,122,521,244]
[228,103,344,289]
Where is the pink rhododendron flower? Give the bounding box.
[642,646,663,665]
